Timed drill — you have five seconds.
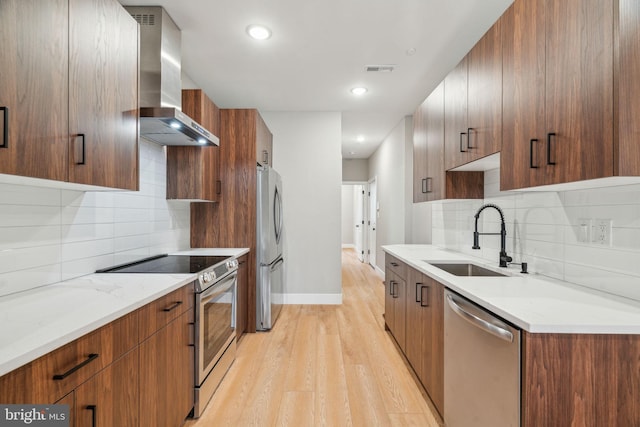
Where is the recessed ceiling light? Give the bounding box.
[357,135,365,143]
[351,87,368,96]
[246,25,272,40]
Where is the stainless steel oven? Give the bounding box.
[194,269,237,417]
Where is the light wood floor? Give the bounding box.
[185,248,441,427]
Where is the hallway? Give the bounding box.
[186,248,440,426]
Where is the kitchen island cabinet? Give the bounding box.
[0,0,139,190]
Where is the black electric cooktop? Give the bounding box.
[96,254,231,274]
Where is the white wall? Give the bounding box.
[432,168,640,302]
[368,117,410,271]
[342,159,369,182]
[261,112,342,303]
[341,186,355,246]
[0,139,191,297]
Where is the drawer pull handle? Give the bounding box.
[0,106,8,148]
[390,262,399,267]
[86,405,97,427]
[163,301,183,312]
[53,353,99,380]
[420,285,430,307]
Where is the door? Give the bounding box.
[444,57,469,170]
[354,185,365,262]
[0,0,69,181]
[367,178,377,269]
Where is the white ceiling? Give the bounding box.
[120,0,513,159]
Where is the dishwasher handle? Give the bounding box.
[446,294,514,343]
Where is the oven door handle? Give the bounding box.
[200,272,237,303]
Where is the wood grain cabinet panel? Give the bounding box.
[0,0,69,182]
[74,349,139,427]
[236,254,249,338]
[444,58,469,171]
[191,108,271,333]
[522,332,640,427]
[0,0,139,190]
[413,81,483,201]
[167,90,221,202]
[68,0,139,190]
[256,113,273,166]
[139,310,194,427]
[500,0,640,190]
[139,284,193,341]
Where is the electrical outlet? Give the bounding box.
[577,218,591,243]
[592,219,612,245]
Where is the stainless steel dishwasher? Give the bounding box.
[444,289,521,427]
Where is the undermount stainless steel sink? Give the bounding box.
[427,262,508,277]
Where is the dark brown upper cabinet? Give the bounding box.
[501,0,640,191]
[0,0,139,191]
[256,113,273,167]
[166,90,221,202]
[413,82,484,202]
[444,18,503,171]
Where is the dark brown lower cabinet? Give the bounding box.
[384,269,406,350]
[74,349,139,427]
[404,269,444,418]
[139,310,194,427]
[55,392,75,427]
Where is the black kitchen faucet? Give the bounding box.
[472,203,513,268]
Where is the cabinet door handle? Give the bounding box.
[75,134,86,165]
[392,281,399,299]
[459,132,467,153]
[415,282,423,303]
[421,178,428,194]
[262,149,269,164]
[547,133,556,165]
[162,301,183,312]
[426,177,432,193]
[216,180,222,195]
[86,405,97,427]
[529,139,539,168]
[53,353,99,380]
[420,285,429,307]
[467,128,474,149]
[389,280,395,296]
[0,106,8,148]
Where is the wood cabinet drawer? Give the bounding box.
[385,255,406,279]
[0,310,138,404]
[139,284,194,341]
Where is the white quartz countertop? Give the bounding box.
[383,244,640,334]
[0,248,249,377]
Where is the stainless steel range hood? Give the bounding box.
[126,6,219,146]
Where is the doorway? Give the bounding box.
[367,177,377,269]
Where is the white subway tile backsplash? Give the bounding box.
[0,140,190,297]
[434,175,640,301]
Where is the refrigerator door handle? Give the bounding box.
[274,187,283,244]
[270,257,284,272]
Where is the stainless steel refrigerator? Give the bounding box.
[256,165,284,331]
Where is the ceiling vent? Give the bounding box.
[365,65,395,73]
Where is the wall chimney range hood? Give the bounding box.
[125,6,219,146]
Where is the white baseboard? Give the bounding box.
[341,244,355,249]
[278,293,343,305]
